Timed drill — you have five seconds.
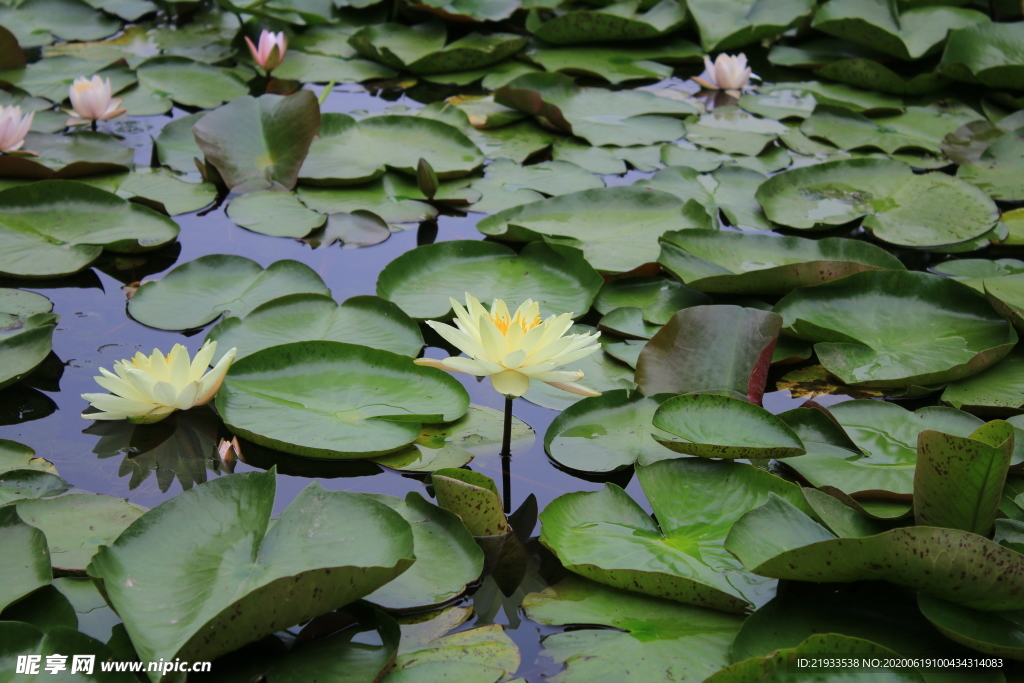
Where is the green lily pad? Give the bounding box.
[756,158,999,247]
[207,293,422,361]
[545,390,684,473]
[371,404,535,472]
[635,305,781,404]
[301,211,392,249]
[468,159,603,215]
[477,186,706,274]
[525,0,687,45]
[135,57,248,109]
[0,438,55,474]
[376,240,601,320]
[13,494,147,574]
[388,617,519,681]
[756,80,904,115]
[87,470,416,671]
[495,72,696,147]
[683,108,787,156]
[984,274,1024,334]
[658,229,904,295]
[408,0,519,22]
[652,393,806,459]
[0,181,180,279]
[942,346,1024,415]
[939,21,1024,90]
[0,505,50,612]
[0,131,133,180]
[297,175,437,225]
[773,270,1017,388]
[918,593,1024,660]
[0,469,69,505]
[0,0,119,47]
[635,165,770,230]
[226,191,326,238]
[0,622,133,682]
[594,277,710,325]
[363,492,483,610]
[0,288,57,390]
[958,127,1024,201]
[597,307,661,339]
[349,22,526,74]
[522,575,743,682]
[520,38,701,85]
[539,458,815,613]
[193,91,321,194]
[113,169,217,217]
[801,105,976,154]
[688,0,815,51]
[726,493,1024,611]
[301,113,483,186]
[128,255,331,330]
[271,51,397,82]
[216,341,469,459]
[812,0,989,60]
[431,468,507,537]
[153,112,204,175]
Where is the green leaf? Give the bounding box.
[271,51,397,82]
[468,159,603,215]
[594,277,710,325]
[918,593,1024,660]
[0,438,56,474]
[756,158,999,247]
[0,181,179,279]
[153,112,204,174]
[193,91,321,194]
[658,229,904,295]
[914,420,1014,535]
[0,131,133,179]
[0,0,119,47]
[958,127,1024,201]
[653,393,806,459]
[115,169,217,217]
[525,0,687,45]
[520,38,700,85]
[431,468,507,537]
[636,165,770,230]
[0,288,57,390]
[87,470,416,672]
[377,240,602,320]
[0,505,50,612]
[349,22,526,74]
[635,305,781,403]
[0,622,133,682]
[688,0,815,51]
[772,270,1017,388]
[297,174,437,225]
[128,255,330,330]
[801,105,976,154]
[135,57,248,109]
[1,471,76,505]
[388,619,519,681]
[942,346,1024,415]
[477,186,705,274]
[939,21,1024,90]
[226,191,326,238]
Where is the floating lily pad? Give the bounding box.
[0,469,70,505]
[217,342,469,458]
[377,240,601,320]
[525,0,687,45]
[0,438,55,474]
[88,470,415,668]
[520,38,701,84]
[594,277,709,325]
[226,191,326,238]
[114,169,216,216]
[153,112,204,175]
[773,270,1017,388]
[0,131,133,180]
[349,22,526,74]
[468,159,603,214]
[957,127,1024,201]
[0,0,119,47]
[757,80,903,115]
[683,108,787,156]
[207,293,422,361]
[135,57,248,109]
[940,21,1024,90]
[128,255,330,330]
[635,165,769,230]
[688,0,815,51]
[0,505,50,612]
[0,289,57,390]
[271,51,397,82]
[389,614,520,681]
[653,393,806,459]
[918,593,1024,660]
[756,158,999,248]
[801,105,976,154]
[0,181,180,279]
[477,186,705,274]
[942,346,1024,415]
[984,274,1024,334]
[540,458,814,613]
[658,229,904,295]
[297,175,437,225]
[409,0,519,22]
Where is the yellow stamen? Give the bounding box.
[489,312,542,336]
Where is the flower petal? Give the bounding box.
[545,380,602,397]
[490,369,530,397]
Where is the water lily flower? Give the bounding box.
[81,340,237,424]
[246,29,288,74]
[414,294,602,398]
[65,76,126,127]
[0,105,34,153]
[691,53,759,93]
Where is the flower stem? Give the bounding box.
[90,120,97,132]
[500,395,513,513]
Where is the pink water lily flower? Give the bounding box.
[66,76,126,125]
[692,53,760,94]
[0,105,34,153]
[246,29,288,74]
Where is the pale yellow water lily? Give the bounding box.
[691,53,759,93]
[81,340,237,424]
[0,105,34,153]
[245,29,288,73]
[65,76,126,125]
[414,294,602,398]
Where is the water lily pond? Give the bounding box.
[4,0,1024,679]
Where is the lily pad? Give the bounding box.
[594,277,710,325]
[377,240,601,320]
[0,181,180,279]
[0,622,133,682]
[520,38,701,85]
[0,469,69,505]
[687,0,816,51]
[349,22,526,74]
[216,341,469,458]
[939,21,1024,90]
[297,175,437,225]
[0,438,55,474]
[128,255,331,330]
[153,112,205,174]
[942,346,1024,415]
[226,191,326,238]
[0,505,50,612]
[653,393,806,459]
[468,159,603,215]
[477,186,706,274]
[114,169,216,216]
[635,165,770,230]
[271,51,397,82]
[918,593,1024,660]
[800,105,976,154]
[539,458,815,612]
[207,293,422,361]
[431,468,508,537]
[659,229,904,295]
[135,57,248,109]
[0,288,58,390]
[0,132,133,180]
[957,127,1024,201]
[683,108,787,156]
[193,91,321,194]
[87,470,416,670]
[525,0,687,45]
[772,270,1017,388]
[0,0,119,47]
[756,158,999,247]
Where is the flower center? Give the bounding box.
[490,312,542,336]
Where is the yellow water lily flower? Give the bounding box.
[81,340,237,424]
[414,294,602,398]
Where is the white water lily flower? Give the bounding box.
[414,294,602,398]
[245,29,288,73]
[66,76,126,124]
[0,105,34,153]
[81,340,237,424]
[691,53,759,93]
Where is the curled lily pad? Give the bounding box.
[87,470,416,668]
[207,293,422,361]
[349,22,526,74]
[658,229,904,295]
[652,393,806,459]
[153,112,204,175]
[772,270,1017,388]
[376,240,601,320]
[939,21,1024,90]
[0,181,180,279]
[128,255,331,330]
[688,0,815,51]
[525,0,687,45]
[216,341,469,459]
[756,158,999,248]
[0,289,58,390]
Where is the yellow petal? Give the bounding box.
[490,369,530,397]
[545,380,602,397]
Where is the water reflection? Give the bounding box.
[0,385,56,426]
